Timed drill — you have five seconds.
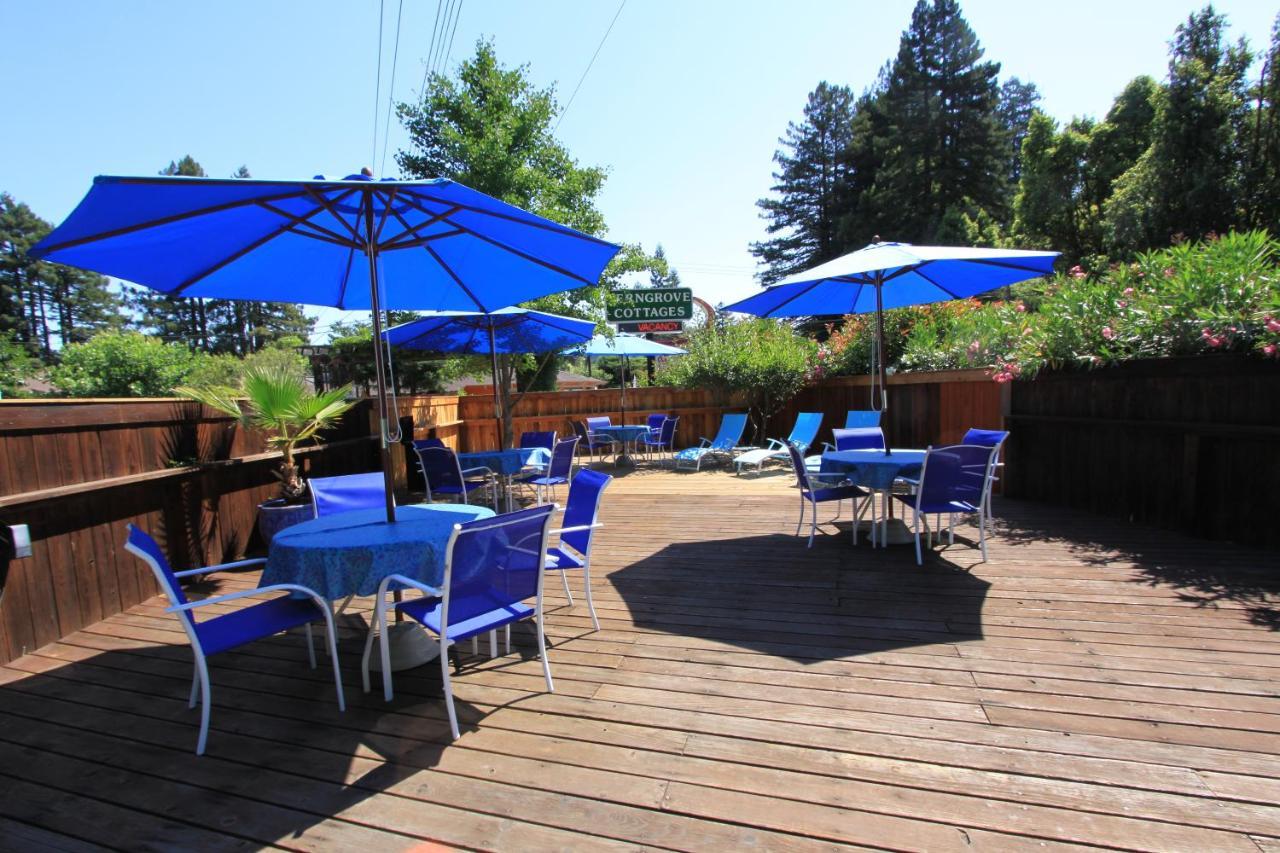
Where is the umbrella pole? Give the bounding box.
[364,198,397,523]
[874,271,891,456]
[488,323,505,450]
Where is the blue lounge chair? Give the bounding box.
[640,415,679,462]
[416,444,497,510]
[544,468,612,630]
[309,472,390,517]
[894,444,999,564]
[124,525,344,755]
[734,412,823,475]
[784,442,875,548]
[674,413,748,471]
[516,436,578,504]
[363,504,557,739]
[845,410,882,428]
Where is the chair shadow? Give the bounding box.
[606,529,992,664]
[990,498,1280,629]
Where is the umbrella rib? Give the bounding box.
[380,229,467,249]
[965,257,1059,274]
[335,245,357,309]
[909,264,965,300]
[256,201,358,247]
[424,243,490,312]
[171,215,321,296]
[32,187,312,256]
[759,277,843,318]
[303,187,365,244]
[379,205,464,249]
[407,190,618,248]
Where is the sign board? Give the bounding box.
[607,287,693,322]
[617,320,684,335]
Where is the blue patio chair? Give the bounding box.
[363,504,557,739]
[416,444,498,511]
[784,442,875,548]
[516,436,578,504]
[845,410,882,428]
[640,415,679,462]
[309,472,390,517]
[674,412,748,471]
[544,468,612,630]
[893,444,998,565]
[123,524,344,755]
[734,412,823,475]
[807,426,886,481]
[644,413,667,441]
[962,428,1009,533]
[573,417,617,460]
[519,430,557,474]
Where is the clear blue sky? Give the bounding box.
[3,0,1275,339]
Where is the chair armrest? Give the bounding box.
[173,557,268,578]
[551,522,603,536]
[820,442,835,453]
[460,465,495,478]
[765,438,785,450]
[377,573,442,599]
[165,582,328,613]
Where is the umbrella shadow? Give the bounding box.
[991,501,1280,629]
[605,529,992,664]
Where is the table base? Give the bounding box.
[854,518,915,546]
[368,622,441,672]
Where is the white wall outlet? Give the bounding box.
[9,525,31,559]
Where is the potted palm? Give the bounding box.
[178,364,358,543]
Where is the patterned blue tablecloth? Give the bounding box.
[820,449,927,490]
[261,503,495,599]
[458,447,551,476]
[595,425,650,442]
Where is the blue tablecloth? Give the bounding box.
[261,503,495,599]
[458,447,551,476]
[820,449,927,490]
[595,425,650,442]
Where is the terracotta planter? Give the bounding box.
[257,499,315,544]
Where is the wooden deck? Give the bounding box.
[1,464,1278,851]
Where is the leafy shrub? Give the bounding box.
[50,331,206,397]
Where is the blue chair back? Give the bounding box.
[845,410,882,428]
[123,525,192,616]
[917,444,993,508]
[784,441,812,491]
[417,445,465,495]
[962,428,1009,449]
[711,413,748,450]
[833,427,885,451]
[659,415,679,446]
[646,413,666,434]
[789,412,823,451]
[570,420,589,443]
[561,468,613,555]
[548,437,579,479]
[310,472,387,517]
[443,504,555,626]
[520,431,556,452]
[414,437,445,451]
[585,416,612,433]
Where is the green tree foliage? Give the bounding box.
[649,244,681,288]
[327,314,468,395]
[0,332,38,396]
[1242,13,1280,228]
[657,318,817,443]
[50,331,207,396]
[997,78,1042,185]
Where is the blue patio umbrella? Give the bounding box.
[30,171,621,520]
[383,307,595,447]
[568,334,686,428]
[724,241,1058,411]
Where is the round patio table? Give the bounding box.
[262,503,495,669]
[820,449,927,546]
[459,447,552,511]
[595,424,650,467]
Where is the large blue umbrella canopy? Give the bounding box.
[567,334,686,429]
[30,171,621,520]
[724,241,1059,409]
[384,308,596,449]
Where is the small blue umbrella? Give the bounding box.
[567,334,687,428]
[31,171,621,520]
[383,308,596,447]
[724,241,1058,410]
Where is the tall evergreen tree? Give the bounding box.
[1243,13,1280,228]
[997,77,1041,185]
[648,244,682,288]
[750,81,860,283]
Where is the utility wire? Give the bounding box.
[440,0,464,75]
[430,0,456,78]
[378,0,406,177]
[554,0,626,132]
[371,0,385,168]
[420,0,444,95]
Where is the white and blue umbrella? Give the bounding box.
[725,241,1058,409]
[31,171,621,520]
[567,334,686,426]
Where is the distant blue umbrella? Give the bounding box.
[725,241,1058,410]
[31,171,621,520]
[567,334,687,427]
[384,308,596,447]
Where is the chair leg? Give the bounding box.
[360,597,379,693]
[534,617,554,693]
[378,594,395,702]
[582,563,600,631]
[318,601,346,712]
[505,624,512,653]
[948,513,956,545]
[439,638,461,740]
[489,630,498,658]
[807,499,817,548]
[470,636,478,655]
[796,494,805,537]
[913,509,923,566]
[559,568,574,604]
[978,508,988,562]
[304,622,317,669]
[194,655,212,756]
[188,661,200,709]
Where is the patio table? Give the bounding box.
[594,424,650,467]
[262,503,494,669]
[459,447,552,511]
[820,448,927,546]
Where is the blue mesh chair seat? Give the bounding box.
[416,443,497,510]
[515,436,579,504]
[675,412,749,471]
[123,524,344,755]
[541,468,612,630]
[893,443,999,565]
[362,504,557,740]
[785,442,875,548]
[735,412,823,474]
[519,430,557,474]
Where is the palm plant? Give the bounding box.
[178,364,357,503]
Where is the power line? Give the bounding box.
[371,0,386,168]
[429,0,457,79]
[440,0,464,75]
[420,0,445,95]
[378,0,406,177]
[554,0,626,133]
